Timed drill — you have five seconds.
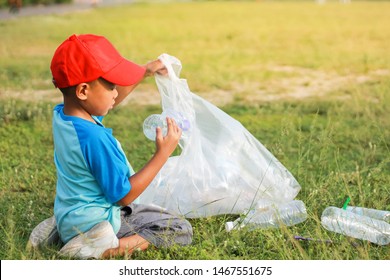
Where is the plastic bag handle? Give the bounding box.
[157,53,182,81]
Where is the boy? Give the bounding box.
[29,34,193,259]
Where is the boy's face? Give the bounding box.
[84,78,118,116]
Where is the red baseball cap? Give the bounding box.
[50,34,146,88]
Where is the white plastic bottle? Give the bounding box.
[346,206,390,223]
[321,206,390,246]
[225,200,307,232]
[143,114,166,141]
[143,109,191,141]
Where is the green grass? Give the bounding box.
[1,1,390,92]
[0,1,389,260]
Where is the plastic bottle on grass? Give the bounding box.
[346,206,390,223]
[225,200,307,232]
[321,206,390,246]
[143,109,191,141]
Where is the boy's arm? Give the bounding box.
[117,117,181,206]
[113,83,139,107]
[114,59,167,107]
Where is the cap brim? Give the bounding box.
[102,59,146,86]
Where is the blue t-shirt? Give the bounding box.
[52,104,134,243]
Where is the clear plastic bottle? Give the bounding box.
[225,200,307,232]
[321,206,390,246]
[143,109,191,141]
[346,206,390,223]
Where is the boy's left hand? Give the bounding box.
[144,59,167,77]
[155,117,181,159]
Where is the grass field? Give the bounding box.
[0,1,389,260]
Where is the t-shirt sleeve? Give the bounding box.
[82,131,131,204]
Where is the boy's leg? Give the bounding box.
[117,203,193,248]
[58,203,193,259]
[28,216,62,249]
[59,221,150,259]
[102,234,150,258]
[59,221,119,259]
[104,203,193,258]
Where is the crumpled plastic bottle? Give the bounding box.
[321,206,390,246]
[143,109,191,141]
[225,200,307,232]
[345,206,390,223]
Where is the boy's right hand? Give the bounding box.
[155,117,182,159]
[122,117,181,206]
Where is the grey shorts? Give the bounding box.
[116,203,193,248]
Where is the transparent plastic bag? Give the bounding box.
[139,54,302,218]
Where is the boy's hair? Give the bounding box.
[58,78,114,96]
[58,86,74,96]
[50,34,146,89]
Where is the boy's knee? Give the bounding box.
[179,219,193,245]
[164,218,194,247]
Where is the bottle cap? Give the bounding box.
[342,196,351,210]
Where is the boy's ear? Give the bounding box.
[75,83,89,101]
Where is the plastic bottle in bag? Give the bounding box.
[143,109,191,141]
[346,206,390,223]
[225,200,307,232]
[321,206,390,246]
